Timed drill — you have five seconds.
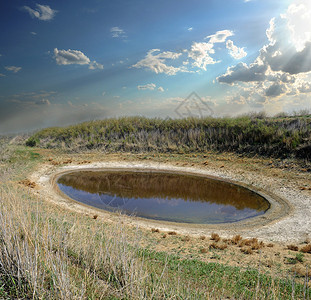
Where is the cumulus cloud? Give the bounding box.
[217,60,267,84]
[0,73,5,77]
[89,61,104,70]
[110,27,126,38]
[137,83,156,90]
[5,66,21,73]
[188,27,193,31]
[132,49,186,75]
[133,29,246,74]
[188,42,217,70]
[54,48,90,65]
[226,40,247,59]
[297,82,311,93]
[217,0,311,108]
[287,1,311,52]
[53,48,103,70]
[264,82,287,97]
[205,30,234,44]
[23,4,57,21]
[158,86,164,92]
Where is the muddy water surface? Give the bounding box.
[57,171,270,224]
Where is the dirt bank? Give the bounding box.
[30,158,311,243]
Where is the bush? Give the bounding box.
[25,137,37,147]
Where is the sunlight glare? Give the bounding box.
[286,0,311,52]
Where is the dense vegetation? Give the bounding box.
[27,115,311,160]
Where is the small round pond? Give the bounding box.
[56,170,270,224]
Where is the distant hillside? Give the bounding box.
[26,116,311,160]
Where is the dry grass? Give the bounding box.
[292,265,311,278]
[300,244,311,253]
[27,115,311,161]
[168,231,177,236]
[231,235,242,245]
[241,247,254,255]
[200,248,209,254]
[287,244,299,251]
[0,184,153,299]
[181,235,191,242]
[239,238,264,250]
[210,233,220,242]
[209,242,228,250]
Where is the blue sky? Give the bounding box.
[0,0,310,133]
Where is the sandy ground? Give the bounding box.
[30,157,311,244]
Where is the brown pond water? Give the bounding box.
[57,170,270,224]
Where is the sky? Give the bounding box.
[1,0,311,133]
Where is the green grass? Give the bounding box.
[26,115,311,160]
[140,249,311,299]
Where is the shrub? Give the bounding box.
[300,244,311,253]
[231,235,242,245]
[25,137,37,147]
[211,233,220,242]
[287,244,299,251]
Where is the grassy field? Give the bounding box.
[26,115,311,160]
[1,116,311,299]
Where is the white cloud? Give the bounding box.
[133,29,245,74]
[23,4,57,21]
[298,82,311,93]
[188,27,193,31]
[110,27,126,38]
[89,61,104,70]
[54,48,90,65]
[217,0,311,108]
[226,40,247,59]
[5,66,22,73]
[0,73,6,77]
[205,30,234,44]
[137,83,156,90]
[158,86,164,92]
[286,0,311,52]
[53,48,103,70]
[132,49,186,75]
[30,32,37,35]
[188,42,217,70]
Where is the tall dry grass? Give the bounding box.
[26,115,311,160]
[0,182,156,299]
